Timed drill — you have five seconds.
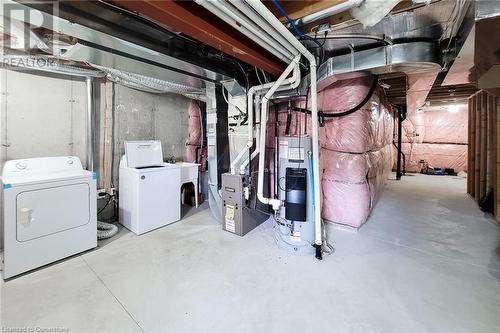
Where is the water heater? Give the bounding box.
[275,136,315,255]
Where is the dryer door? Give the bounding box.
[16,183,91,241]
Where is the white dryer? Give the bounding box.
[1,156,97,279]
[119,141,181,235]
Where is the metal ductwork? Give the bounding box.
[317,42,442,91]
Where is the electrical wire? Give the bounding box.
[260,68,269,83]
[98,193,115,215]
[255,66,264,85]
[293,75,379,118]
[222,85,230,105]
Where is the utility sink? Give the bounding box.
[165,162,200,183]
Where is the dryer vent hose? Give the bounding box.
[97,221,118,240]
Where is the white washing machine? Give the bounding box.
[1,156,97,279]
[119,141,181,235]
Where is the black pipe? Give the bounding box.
[314,244,322,260]
[396,105,407,180]
[392,142,406,177]
[285,102,292,135]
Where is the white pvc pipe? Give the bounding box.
[294,0,364,27]
[229,0,298,53]
[256,55,301,210]
[230,62,299,174]
[247,0,322,248]
[238,62,301,175]
[195,0,295,62]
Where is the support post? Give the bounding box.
[86,76,94,172]
[396,105,407,180]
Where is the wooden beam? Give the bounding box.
[265,0,347,21]
[487,95,495,193]
[467,97,473,195]
[111,0,285,75]
[475,93,481,200]
[99,81,113,193]
[480,92,488,199]
[496,96,500,223]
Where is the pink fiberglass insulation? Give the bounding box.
[186,100,201,146]
[393,106,468,173]
[267,90,395,153]
[297,75,393,153]
[318,98,393,153]
[397,107,468,144]
[316,75,393,228]
[320,149,371,228]
[318,75,373,110]
[320,145,392,228]
[368,145,393,206]
[184,99,207,172]
[401,142,467,172]
[184,99,199,164]
[263,75,394,229]
[422,107,468,144]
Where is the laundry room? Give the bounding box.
[1,1,500,332]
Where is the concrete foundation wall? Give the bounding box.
[0,69,87,169]
[0,69,190,181]
[111,84,190,186]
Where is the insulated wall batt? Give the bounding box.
[401,143,468,172]
[395,106,468,172]
[317,75,393,228]
[422,107,468,144]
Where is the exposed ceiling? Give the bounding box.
[302,0,470,58]
[8,0,489,104]
[106,0,286,75]
[380,73,478,106]
[15,0,280,84]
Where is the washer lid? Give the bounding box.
[125,140,163,168]
[2,156,92,187]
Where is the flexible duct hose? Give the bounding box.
[97,221,118,240]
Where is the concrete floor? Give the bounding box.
[2,174,500,332]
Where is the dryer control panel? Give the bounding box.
[2,156,87,185]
